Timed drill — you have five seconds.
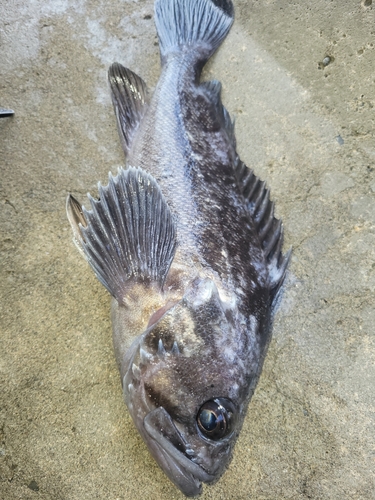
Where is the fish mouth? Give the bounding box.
[143,407,215,497]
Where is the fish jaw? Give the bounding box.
[123,361,233,497]
[143,407,215,497]
[122,346,216,497]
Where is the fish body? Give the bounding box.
[67,0,290,496]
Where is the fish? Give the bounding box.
[66,0,290,496]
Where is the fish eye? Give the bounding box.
[196,398,235,441]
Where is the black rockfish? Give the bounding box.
[66,0,290,496]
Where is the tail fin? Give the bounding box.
[155,0,234,63]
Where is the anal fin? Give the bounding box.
[66,168,177,304]
[108,63,149,155]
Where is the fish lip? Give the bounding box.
[143,407,215,496]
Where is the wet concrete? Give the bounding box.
[1,0,374,498]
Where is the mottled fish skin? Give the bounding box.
[66,0,290,497]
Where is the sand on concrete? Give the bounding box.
[1,0,374,498]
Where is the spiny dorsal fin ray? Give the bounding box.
[108,63,149,155]
[201,79,236,147]
[234,157,291,300]
[66,194,87,258]
[201,80,222,105]
[66,167,177,304]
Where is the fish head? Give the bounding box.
[122,277,254,496]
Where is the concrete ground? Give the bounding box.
[1,0,374,498]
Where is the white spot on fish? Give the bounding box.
[132,363,141,380]
[223,345,236,362]
[189,279,216,307]
[217,286,237,310]
[249,315,258,334]
[140,347,153,365]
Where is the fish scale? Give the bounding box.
[129,56,200,260]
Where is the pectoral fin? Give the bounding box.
[66,167,177,304]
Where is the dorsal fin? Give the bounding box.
[201,79,236,147]
[66,167,177,304]
[108,63,149,155]
[201,80,222,106]
[234,157,291,300]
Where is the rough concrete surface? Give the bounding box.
[1,0,374,499]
